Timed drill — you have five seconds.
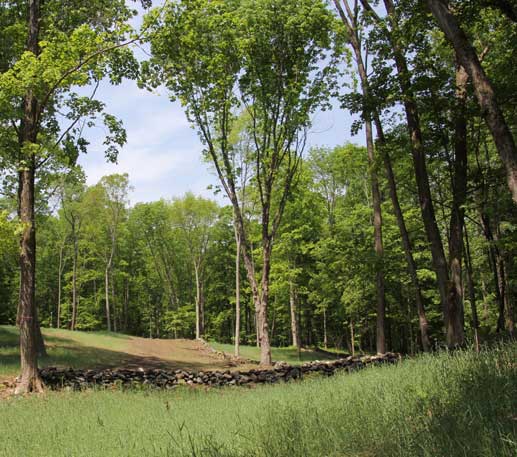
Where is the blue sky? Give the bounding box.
[77,3,364,205]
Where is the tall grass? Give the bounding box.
[1,343,515,457]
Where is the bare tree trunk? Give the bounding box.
[104,265,111,332]
[194,261,202,339]
[258,239,273,365]
[234,224,241,357]
[289,280,301,348]
[71,233,78,331]
[335,0,387,354]
[350,320,355,357]
[446,64,469,347]
[374,116,431,352]
[360,0,452,344]
[323,308,328,349]
[57,242,64,329]
[479,211,513,336]
[369,116,387,354]
[463,224,480,352]
[494,222,514,337]
[15,0,44,394]
[123,278,129,332]
[427,0,517,204]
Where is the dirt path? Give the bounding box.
[119,337,228,371]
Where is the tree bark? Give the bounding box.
[479,211,514,336]
[104,265,111,332]
[57,242,65,329]
[463,223,480,351]
[234,222,241,357]
[194,261,203,339]
[360,0,452,344]
[374,116,431,352]
[71,231,78,331]
[289,279,301,348]
[350,320,355,356]
[258,237,273,365]
[446,64,469,347]
[15,0,44,394]
[335,0,387,354]
[323,307,328,349]
[427,0,517,204]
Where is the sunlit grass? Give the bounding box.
[210,342,338,364]
[1,343,515,456]
[0,326,132,377]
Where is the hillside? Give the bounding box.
[0,326,335,381]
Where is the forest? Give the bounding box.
[0,0,516,403]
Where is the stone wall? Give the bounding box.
[39,353,400,390]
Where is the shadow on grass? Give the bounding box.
[0,326,232,377]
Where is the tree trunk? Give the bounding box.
[289,280,301,349]
[258,238,273,365]
[123,277,129,332]
[479,211,514,336]
[323,308,328,349]
[368,116,387,354]
[446,64,469,347]
[104,265,111,332]
[374,116,431,352]
[111,271,117,332]
[234,223,241,357]
[71,233,78,331]
[463,224,480,352]
[494,222,514,337]
[427,0,517,204]
[194,261,202,339]
[57,242,64,329]
[373,0,451,343]
[335,0,387,354]
[350,320,355,356]
[15,0,44,394]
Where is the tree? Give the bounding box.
[426,0,517,204]
[171,193,218,340]
[334,0,387,354]
[58,170,87,330]
[144,0,339,365]
[0,0,138,393]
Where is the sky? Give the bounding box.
[77,3,364,206]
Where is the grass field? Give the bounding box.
[0,327,336,378]
[0,326,133,377]
[210,342,338,364]
[0,326,259,378]
[1,343,516,456]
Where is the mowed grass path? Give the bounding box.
[1,344,516,456]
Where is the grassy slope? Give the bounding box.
[1,344,516,457]
[0,326,132,377]
[1,327,337,377]
[210,342,337,364]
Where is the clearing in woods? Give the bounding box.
[0,326,255,380]
[0,326,331,382]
